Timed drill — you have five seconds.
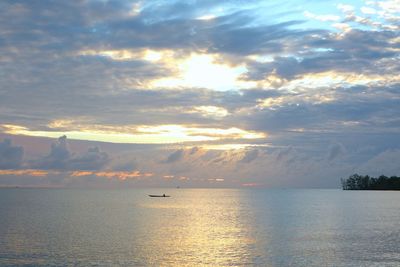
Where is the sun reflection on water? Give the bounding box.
[2,189,399,266]
[141,189,257,266]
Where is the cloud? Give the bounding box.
[1,0,397,140]
[68,147,109,170]
[0,139,24,169]
[107,155,137,172]
[327,142,346,161]
[239,149,259,163]
[162,149,184,163]
[0,0,399,188]
[33,135,109,170]
[356,149,400,177]
[45,135,70,169]
[276,147,293,161]
[0,136,399,188]
[244,29,399,83]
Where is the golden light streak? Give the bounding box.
[1,122,266,144]
[136,125,266,139]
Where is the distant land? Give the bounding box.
[341,174,400,190]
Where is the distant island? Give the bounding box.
[341,174,400,190]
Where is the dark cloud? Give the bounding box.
[327,142,346,161]
[0,139,24,169]
[0,0,309,56]
[46,135,70,169]
[33,136,109,170]
[241,83,400,134]
[108,156,137,172]
[189,147,199,155]
[246,104,322,132]
[276,147,293,161]
[68,147,109,171]
[239,149,259,163]
[162,149,184,164]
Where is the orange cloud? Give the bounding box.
[0,169,154,181]
[94,171,154,181]
[71,171,94,177]
[70,170,154,181]
[0,169,49,177]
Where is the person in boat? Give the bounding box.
[163,194,165,197]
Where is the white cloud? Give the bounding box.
[337,4,355,13]
[304,11,340,22]
[360,7,376,15]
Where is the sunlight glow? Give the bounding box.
[257,93,336,109]
[79,50,255,91]
[83,49,137,61]
[143,50,163,62]
[196,14,217,20]
[200,144,270,150]
[189,106,229,118]
[153,54,251,91]
[129,2,142,16]
[79,49,171,62]
[304,11,340,22]
[280,71,400,91]
[2,123,266,144]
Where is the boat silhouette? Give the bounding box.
[148,194,170,197]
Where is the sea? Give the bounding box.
[0,188,399,266]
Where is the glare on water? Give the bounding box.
[0,188,399,266]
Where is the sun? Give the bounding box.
[154,54,251,91]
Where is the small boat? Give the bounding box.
[148,194,170,197]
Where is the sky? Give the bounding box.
[0,0,399,188]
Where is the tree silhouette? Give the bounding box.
[341,174,400,190]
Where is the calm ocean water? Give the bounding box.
[0,188,399,266]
